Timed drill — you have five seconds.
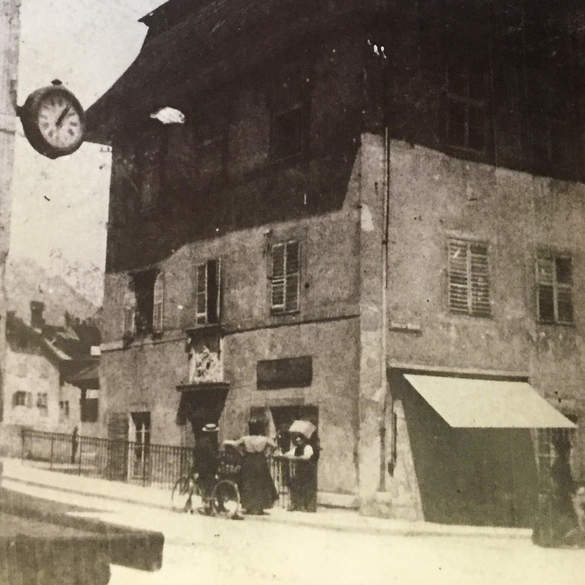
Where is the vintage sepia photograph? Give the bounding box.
[1,1,585,583]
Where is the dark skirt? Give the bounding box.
[239,452,278,513]
[290,460,317,512]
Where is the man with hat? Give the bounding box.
[193,423,219,513]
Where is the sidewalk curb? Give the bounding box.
[3,475,172,512]
[3,473,532,541]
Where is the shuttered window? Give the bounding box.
[537,254,573,324]
[152,272,165,332]
[195,259,221,325]
[271,241,300,313]
[448,239,491,317]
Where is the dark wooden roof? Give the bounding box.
[86,0,375,143]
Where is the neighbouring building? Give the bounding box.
[2,302,101,453]
[87,0,585,525]
[0,0,21,423]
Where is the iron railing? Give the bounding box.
[21,429,192,489]
[20,430,317,509]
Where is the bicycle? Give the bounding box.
[171,445,242,519]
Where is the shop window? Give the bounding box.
[446,59,487,152]
[448,239,491,317]
[270,241,300,314]
[195,259,221,325]
[536,253,573,324]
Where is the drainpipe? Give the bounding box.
[378,125,391,491]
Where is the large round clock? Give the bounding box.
[19,80,85,159]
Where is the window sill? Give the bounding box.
[536,320,575,328]
[185,323,222,335]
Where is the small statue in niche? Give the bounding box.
[188,343,221,383]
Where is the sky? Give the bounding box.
[10,0,164,303]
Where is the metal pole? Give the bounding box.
[78,437,83,475]
[49,434,54,470]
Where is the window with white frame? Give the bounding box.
[537,253,573,324]
[448,239,491,317]
[195,259,221,325]
[152,272,165,332]
[271,240,300,313]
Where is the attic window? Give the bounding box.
[270,65,308,161]
[271,107,304,160]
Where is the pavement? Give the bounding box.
[3,458,585,585]
[1,457,531,540]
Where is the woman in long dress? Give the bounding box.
[233,421,278,515]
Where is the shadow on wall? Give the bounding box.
[397,374,537,527]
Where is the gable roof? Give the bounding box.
[86,0,369,143]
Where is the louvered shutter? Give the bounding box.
[285,241,300,311]
[448,240,470,313]
[153,272,165,332]
[271,243,286,310]
[196,263,208,324]
[556,257,573,323]
[470,244,490,317]
[537,257,555,322]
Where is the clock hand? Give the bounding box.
[56,105,70,128]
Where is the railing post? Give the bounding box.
[49,434,54,470]
[20,428,25,461]
[78,437,83,475]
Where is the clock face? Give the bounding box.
[37,93,83,150]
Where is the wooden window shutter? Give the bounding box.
[537,254,573,324]
[448,239,490,317]
[470,243,490,316]
[271,243,286,310]
[537,257,555,323]
[196,263,208,324]
[153,272,165,332]
[207,259,221,324]
[285,241,300,312]
[448,240,470,314]
[556,256,573,324]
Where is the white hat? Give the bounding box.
[202,423,219,433]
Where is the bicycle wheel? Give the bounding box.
[171,475,194,513]
[211,479,241,519]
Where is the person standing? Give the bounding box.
[71,426,78,464]
[232,420,278,515]
[193,423,219,513]
[285,432,318,512]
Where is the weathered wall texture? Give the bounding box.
[352,139,585,519]
[3,347,79,433]
[0,0,20,421]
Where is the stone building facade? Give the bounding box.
[89,0,584,523]
[0,0,21,422]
